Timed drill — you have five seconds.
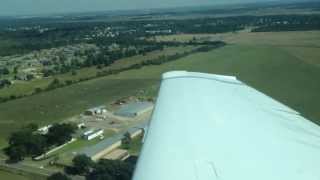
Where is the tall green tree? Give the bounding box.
[46,123,76,146]
[86,160,134,180]
[121,132,132,148]
[4,145,26,162]
[48,173,71,180]
[66,154,94,175]
[4,124,47,162]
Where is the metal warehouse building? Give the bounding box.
[79,122,147,161]
[114,102,153,117]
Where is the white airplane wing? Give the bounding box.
[132,71,320,180]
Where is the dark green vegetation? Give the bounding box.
[65,155,93,175]
[0,79,11,89]
[46,124,76,146]
[59,155,134,180]
[251,15,320,32]
[121,132,132,149]
[4,123,76,162]
[47,173,70,180]
[85,159,133,180]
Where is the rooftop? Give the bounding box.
[114,101,153,117]
[79,122,147,158]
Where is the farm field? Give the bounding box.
[154,31,320,46]
[0,31,319,149]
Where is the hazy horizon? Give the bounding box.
[0,0,310,16]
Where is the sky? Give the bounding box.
[0,0,299,16]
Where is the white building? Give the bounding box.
[83,129,104,141]
[37,125,52,135]
[77,123,86,129]
[84,106,107,116]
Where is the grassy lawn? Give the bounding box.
[50,138,103,157]
[0,31,319,149]
[0,170,30,180]
[0,78,156,148]
[50,138,104,166]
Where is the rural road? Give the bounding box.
[0,159,56,177]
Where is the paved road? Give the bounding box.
[0,159,57,177]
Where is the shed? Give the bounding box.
[84,106,107,116]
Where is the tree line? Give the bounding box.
[96,42,226,77]
[48,154,134,180]
[252,15,320,32]
[4,123,77,163]
[0,41,225,104]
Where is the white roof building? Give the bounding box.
[37,124,52,135]
[133,71,320,180]
[83,129,104,141]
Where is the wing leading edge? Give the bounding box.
[133,71,320,180]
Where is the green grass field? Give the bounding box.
[0,31,319,149]
[0,170,30,180]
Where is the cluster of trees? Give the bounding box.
[251,15,320,32]
[96,42,226,77]
[40,44,164,78]
[86,159,134,180]
[49,154,134,180]
[0,67,10,75]
[4,123,77,163]
[0,79,11,89]
[0,21,94,56]
[82,46,163,68]
[46,78,63,90]
[121,132,132,149]
[14,74,35,81]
